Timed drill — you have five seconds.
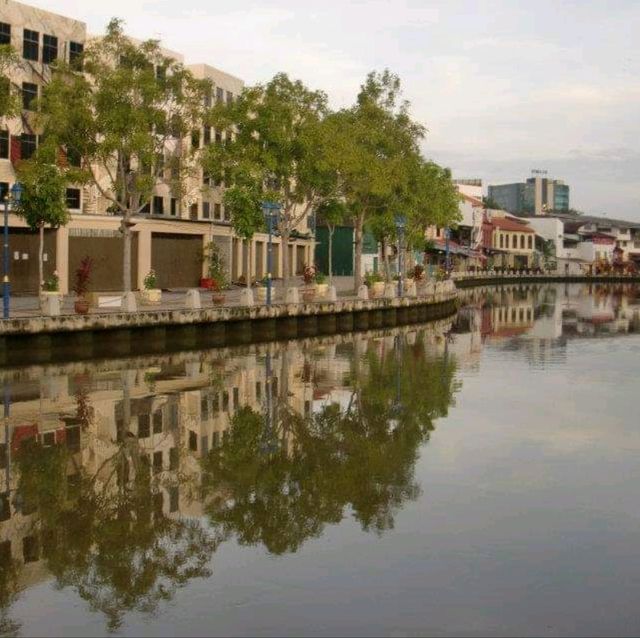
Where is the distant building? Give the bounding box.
[453,178,483,201]
[488,175,569,216]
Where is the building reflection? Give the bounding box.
[0,318,458,633]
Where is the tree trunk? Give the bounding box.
[38,223,44,294]
[354,215,364,291]
[122,219,132,293]
[282,230,290,289]
[328,225,334,286]
[246,239,251,289]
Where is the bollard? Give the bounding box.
[405,280,417,298]
[327,285,338,302]
[185,289,201,310]
[121,291,137,313]
[384,283,397,299]
[357,285,369,301]
[43,294,61,316]
[285,287,300,304]
[239,288,254,307]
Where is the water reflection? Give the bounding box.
[0,317,457,633]
[0,282,639,635]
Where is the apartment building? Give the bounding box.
[0,0,314,293]
[488,174,570,216]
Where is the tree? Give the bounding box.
[327,70,426,289]
[40,19,211,292]
[0,44,19,120]
[203,73,337,288]
[223,185,265,287]
[13,159,69,293]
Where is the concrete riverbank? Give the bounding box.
[453,273,640,288]
[0,283,458,366]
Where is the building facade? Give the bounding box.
[0,0,314,294]
[489,175,570,216]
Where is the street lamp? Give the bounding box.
[395,215,406,297]
[3,182,23,320]
[261,201,281,307]
[444,227,451,276]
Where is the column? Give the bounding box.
[137,228,152,290]
[291,243,297,278]
[250,239,257,283]
[56,227,69,294]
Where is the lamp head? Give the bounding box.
[10,182,23,204]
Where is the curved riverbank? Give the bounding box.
[0,290,458,367]
[453,273,640,288]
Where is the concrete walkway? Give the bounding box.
[5,277,359,319]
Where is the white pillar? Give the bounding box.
[56,226,69,294]
[137,228,152,291]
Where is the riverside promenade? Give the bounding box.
[0,279,458,366]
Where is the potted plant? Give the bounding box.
[141,269,162,305]
[212,277,230,305]
[365,271,385,298]
[73,256,92,315]
[40,270,63,312]
[201,242,223,289]
[207,249,230,305]
[301,264,317,302]
[315,271,328,298]
[255,276,271,303]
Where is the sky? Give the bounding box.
[30,0,640,220]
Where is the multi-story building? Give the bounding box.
[0,0,315,294]
[488,174,570,216]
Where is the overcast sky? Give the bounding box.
[32,0,640,219]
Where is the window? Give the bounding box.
[202,171,211,186]
[222,391,229,412]
[67,146,81,167]
[170,198,178,216]
[20,134,37,160]
[191,130,200,149]
[0,131,8,159]
[202,201,210,219]
[528,235,533,249]
[169,447,178,471]
[153,411,163,433]
[214,203,222,220]
[0,23,10,46]
[153,195,164,215]
[0,183,8,202]
[216,87,224,103]
[203,126,211,145]
[233,387,239,409]
[189,202,198,219]
[215,130,222,145]
[223,205,230,221]
[22,82,37,110]
[169,486,179,512]
[204,91,212,108]
[201,396,209,420]
[69,41,84,69]
[520,235,525,249]
[23,536,39,563]
[138,414,150,438]
[66,188,81,209]
[42,34,58,64]
[155,65,166,82]
[23,29,39,61]
[189,430,197,451]
[141,201,151,214]
[226,91,234,104]
[152,451,163,474]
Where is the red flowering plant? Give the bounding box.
[73,256,93,297]
[301,264,317,286]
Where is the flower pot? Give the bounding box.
[302,287,316,303]
[141,288,162,305]
[40,291,62,312]
[200,277,214,290]
[74,297,90,315]
[212,292,226,305]
[370,281,385,298]
[316,283,328,298]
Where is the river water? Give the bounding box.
[0,282,639,637]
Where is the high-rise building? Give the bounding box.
[488,174,570,216]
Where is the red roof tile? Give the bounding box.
[491,218,535,233]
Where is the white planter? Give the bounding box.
[39,291,62,312]
[370,281,385,298]
[140,288,162,305]
[316,283,329,298]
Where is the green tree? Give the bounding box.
[40,19,211,292]
[203,73,337,288]
[327,70,426,289]
[13,159,70,293]
[0,44,19,119]
[224,185,265,288]
[317,198,347,286]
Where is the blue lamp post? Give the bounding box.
[261,201,281,307]
[3,182,23,320]
[395,215,406,297]
[444,227,451,276]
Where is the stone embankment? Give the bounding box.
[0,281,458,366]
[452,272,640,288]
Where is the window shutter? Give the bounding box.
[10,136,20,163]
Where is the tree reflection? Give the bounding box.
[13,439,217,633]
[202,333,459,553]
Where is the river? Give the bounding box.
[0,282,639,636]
